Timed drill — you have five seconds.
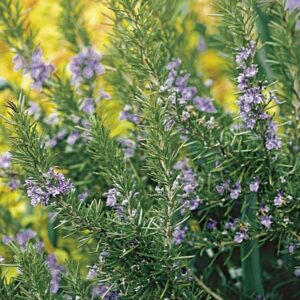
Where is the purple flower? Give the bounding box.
[235,41,255,65]
[172,226,188,245]
[118,138,136,158]
[99,89,111,100]
[182,168,197,194]
[193,96,216,113]
[288,244,296,254]
[66,131,80,145]
[26,48,54,91]
[105,188,118,207]
[164,59,216,113]
[274,191,284,206]
[2,236,13,244]
[119,105,140,124]
[80,98,95,114]
[16,229,36,249]
[207,219,218,230]
[25,168,74,207]
[286,0,300,10]
[87,265,98,279]
[44,113,59,126]
[265,120,282,150]
[99,249,109,262]
[26,101,42,119]
[46,255,65,294]
[259,204,270,214]
[216,184,225,195]
[78,191,90,202]
[45,137,58,149]
[188,196,202,210]
[167,58,181,70]
[92,284,119,300]
[235,42,281,151]
[234,229,248,244]
[12,54,26,71]
[224,218,238,230]
[260,215,272,229]
[249,177,260,192]
[57,128,67,140]
[0,152,12,169]
[8,178,20,190]
[174,158,189,170]
[230,182,242,200]
[179,86,197,104]
[69,48,104,86]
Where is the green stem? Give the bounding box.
[241,193,264,297]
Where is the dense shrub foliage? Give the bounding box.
[0,0,299,299]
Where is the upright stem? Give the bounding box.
[241,193,264,297]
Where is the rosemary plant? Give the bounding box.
[0,0,299,299]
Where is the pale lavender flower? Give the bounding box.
[2,236,13,244]
[26,48,54,91]
[80,98,95,114]
[172,226,188,245]
[25,179,50,206]
[78,191,90,202]
[174,158,189,170]
[207,219,218,230]
[57,128,67,140]
[188,196,202,210]
[44,113,59,126]
[99,89,111,100]
[182,168,197,194]
[45,137,58,149]
[105,188,118,207]
[193,96,216,113]
[230,182,242,200]
[249,177,260,192]
[164,59,216,112]
[46,255,65,294]
[9,178,20,190]
[92,284,119,300]
[235,41,255,65]
[224,218,238,230]
[266,120,282,150]
[0,152,12,169]
[99,249,109,262]
[26,101,41,119]
[87,265,98,280]
[260,215,272,229]
[259,204,270,214]
[25,168,73,206]
[274,191,284,206]
[12,54,26,71]
[16,229,36,249]
[118,138,136,158]
[69,48,104,86]
[234,229,248,244]
[67,131,80,145]
[288,244,296,254]
[216,184,225,195]
[167,58,181,70]
[0,256,4,263]
[286,0,300,10]
[119,105,140,124]
[235,42,281,151]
